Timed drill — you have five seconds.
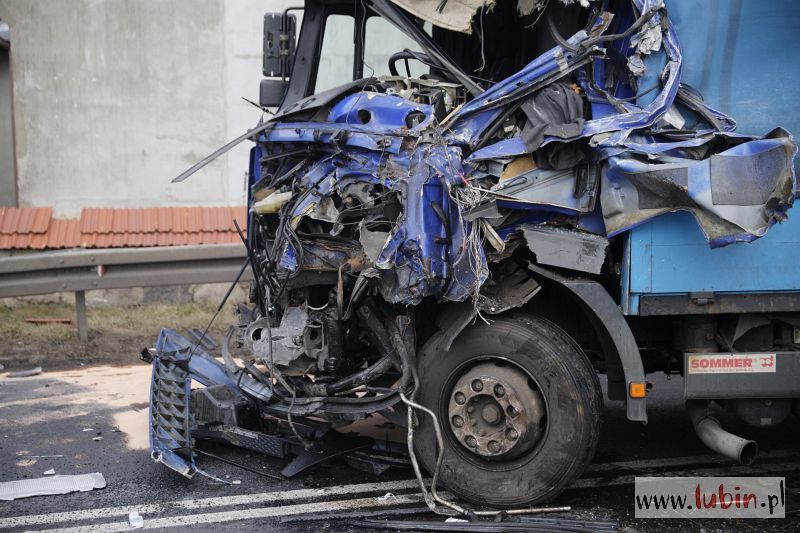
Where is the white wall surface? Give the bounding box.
[0,0,294,217]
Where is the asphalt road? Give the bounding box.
[1,364,798,532]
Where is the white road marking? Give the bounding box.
[3,450,797,530]
[30,494,427,533]
[0,478,420,529]
[29,459,800,532]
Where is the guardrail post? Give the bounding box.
[75,290,88,343]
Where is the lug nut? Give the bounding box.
[488,440,501,453]
[454,392,466,405]
[506,405,518,417]
[471,379,483,392]
[465,435,477,447]
[494,384,505,397]
[452,415,464,428]
[481,404,501,425]
[506,428,519,440]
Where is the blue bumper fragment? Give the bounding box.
[148,328,243,478]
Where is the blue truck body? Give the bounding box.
[624,0,800,313]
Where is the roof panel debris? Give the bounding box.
[389,0,497,34]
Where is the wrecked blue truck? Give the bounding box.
[148,0,800,510]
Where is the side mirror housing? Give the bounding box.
[263,13,297,78]
[260,79,289,108]
[261,13,297,108]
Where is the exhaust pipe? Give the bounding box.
[687,400,758,465]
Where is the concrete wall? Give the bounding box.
[0,0,295,218]
[0,43,14,206]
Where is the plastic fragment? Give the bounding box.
[129,511,144,529]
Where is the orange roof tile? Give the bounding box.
[0,206,247,251]
[46,219,81,249]
[0,207,53,234]
[141,207,158,233]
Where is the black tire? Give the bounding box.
[414,314,602,507]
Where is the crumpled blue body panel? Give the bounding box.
[329,92,435,131]
[249,0,796,304]
[602,128,797,246]
[276,140,486,305]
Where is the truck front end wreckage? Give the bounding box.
[146,0,797,510]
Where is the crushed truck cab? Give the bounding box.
[148,0,800,510]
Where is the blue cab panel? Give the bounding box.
[622,0,800,314]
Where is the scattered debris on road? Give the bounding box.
[7,366,42,378]
[43,469,55,476]
[128,511,144,529]
[348,516,619,532]
[0,473,106,501]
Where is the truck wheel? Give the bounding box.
[414,314,602,507]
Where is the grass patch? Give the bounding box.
[0,301,235,370]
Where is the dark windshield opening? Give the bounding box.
[430,1,586,84]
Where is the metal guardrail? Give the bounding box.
[0,244,253,341]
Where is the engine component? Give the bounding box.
[249,306,308,367]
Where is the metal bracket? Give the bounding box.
[691,291,715,306]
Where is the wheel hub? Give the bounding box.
[447,362,545,459]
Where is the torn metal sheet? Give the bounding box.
[359,224,391,264]
[522,225,609,274]
[600,128,796,246]
[388,0,495,34]
[517,0,547,16]
[491,167,596,213]
[0,473,106,501]
[478,263,541,313]
[251,306,308,366]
